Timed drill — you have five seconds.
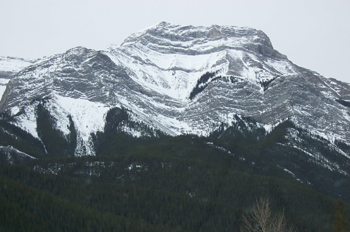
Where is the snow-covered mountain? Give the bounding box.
[1,22,350,178]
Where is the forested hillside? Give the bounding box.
[1,130,350,231]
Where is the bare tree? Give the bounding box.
[240,197,296,232]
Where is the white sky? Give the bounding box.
[1,0,350,83]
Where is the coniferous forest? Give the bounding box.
[1,112,350,231]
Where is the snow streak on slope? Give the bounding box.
[55,95,110,156]
[12,103,39,139]
[106,48,212,100]
[0,145,36,163]
[0,79,9,99]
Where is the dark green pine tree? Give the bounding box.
[334,199,349,232]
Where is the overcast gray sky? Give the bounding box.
[1,0,350,83]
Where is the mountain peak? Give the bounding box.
[128,22,268,42]
[116,22,285,64]
[154,21,173,28]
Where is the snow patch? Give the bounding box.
[11,104,39,139]
[206,142,234,156]
[265,59,296,75]
[0,145,36,159]
[262,118,288,134]
[55,95,111,156]
[0,86,6,99]
[0,78,10,99]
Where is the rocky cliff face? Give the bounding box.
[1,22,350,165]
